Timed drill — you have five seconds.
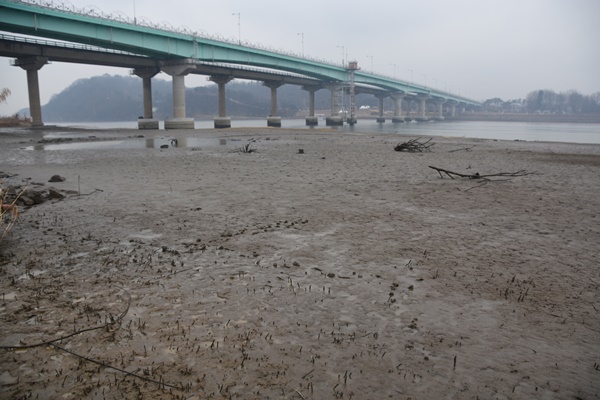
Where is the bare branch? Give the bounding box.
[394,137,434,152]
[429,165,534,181]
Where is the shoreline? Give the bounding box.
[448,112,600,124]
[4,112,600,131]
[1,128,599,399]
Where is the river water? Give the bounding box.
[47,119,600,145]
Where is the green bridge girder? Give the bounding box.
[0,0,480,106]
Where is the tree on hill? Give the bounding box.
[0,88,11,104]
[525,89,600,114]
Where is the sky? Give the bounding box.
[1,0,599,115]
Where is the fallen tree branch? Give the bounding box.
[429,165,533,180]
[0,286,130,350]
[50,343,180,390]
[394,137,434,152]
[1,286,182,390]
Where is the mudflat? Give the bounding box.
[1,127,599,399]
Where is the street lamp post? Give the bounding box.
[366,55,373,73]
[297,32,304,56]
[390,63,397,79]
[232,13,241,45]
[336,45,345,66]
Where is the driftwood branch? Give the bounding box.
[429,165,533,181]
[394,138,434,152]
[0,287,130,350]
[0,287,180,390]
[50,343,180,390]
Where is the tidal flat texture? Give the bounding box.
[1,127,599,399]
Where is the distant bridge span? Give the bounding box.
[0,0,480,128]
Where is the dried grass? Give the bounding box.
[0,179,22,242]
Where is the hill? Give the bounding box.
[38,74,382,122]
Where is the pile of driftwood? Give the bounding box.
[394,137,434,152]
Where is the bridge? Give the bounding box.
[0,0,481,129]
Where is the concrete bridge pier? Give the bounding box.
[133,67,159,129]
[376,95,386,123]
[210,75,234,128]
[162,64,195,129]
[404,98,413,122]
[14,56,48,127]
[448,102,457,117]
[415,95,430,122]
[434,100,445,121]
[263,81,283,127]
[326,85,343,126]
[302,85,320,126]
[391,93,405,123]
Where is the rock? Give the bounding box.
[6,185,21,195]
[24,189,44,204]
[48,175,66,182]
[0,371,18,385]
[46,188,65,200]
[19,196,35,206]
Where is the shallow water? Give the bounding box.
[46,119,600,144]
[25,136,236,151]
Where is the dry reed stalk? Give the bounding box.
[0,179,23,242]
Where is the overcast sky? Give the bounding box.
[1,0,599,115]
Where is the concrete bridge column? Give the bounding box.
[376,95,386,123]
[391,93,405,123]
[415,95,430,122]
[162,64,195,129]
[133,67,159,129]
[210,75,234,128]
[404,98,413,121]
[263,81,283,127]
[302,85,320,126]
[326,85,343,126]
[14,56,48,127]
[434,100,445,121]
[449,103,457,117]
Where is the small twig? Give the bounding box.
[464,181,490,191]
[76,188,104,197]
[301,368,315,379]
[293,388,306,399]
[448,146,474,153]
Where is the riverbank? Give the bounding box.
[452,112,600,123]
[1,128,599,399]
[0,116,31,128]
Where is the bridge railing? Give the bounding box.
[0,33,143,57]
[5,0,480,105]
[8,0,346,70]
[0,32,320,82]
